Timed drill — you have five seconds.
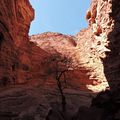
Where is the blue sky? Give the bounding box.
[29,0,90,35]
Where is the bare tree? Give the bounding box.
[44,53,73,111]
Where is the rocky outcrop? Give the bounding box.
[75,0,114,91]
[81,0,120,91]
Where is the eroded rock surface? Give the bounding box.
[0,86,92,120]
[0,0,118,92]
[29,0,116,92]
[30,32,93,90]
[0,0,120,119]
[0,0,49,85]
[0,0,33,84]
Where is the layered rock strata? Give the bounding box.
[0,0,120,92]
[0,0,120,119]
[0,0,33,84]
[0,0,49,85]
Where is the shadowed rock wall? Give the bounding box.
[103,0,120,89]
[0,0,48,85]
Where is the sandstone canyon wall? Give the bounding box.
[103,0,120,89]
[75,0,113,91]
[0,0,33,84]
[0,0,48,85]
[83,0,120,90]
[0,0,120,92]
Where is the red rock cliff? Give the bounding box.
[0,0,120,92]
[81,0,120,91]
[76,0,120,91]
[75,0,113,91]
[0,0,32,84]
[0,0,48,85]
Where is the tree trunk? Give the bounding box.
[57,76,66,112]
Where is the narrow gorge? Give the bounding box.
[0,0,120,120]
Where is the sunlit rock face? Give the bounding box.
[75,0,113,92]
[30,32,93,90]
[80,0,120,91]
